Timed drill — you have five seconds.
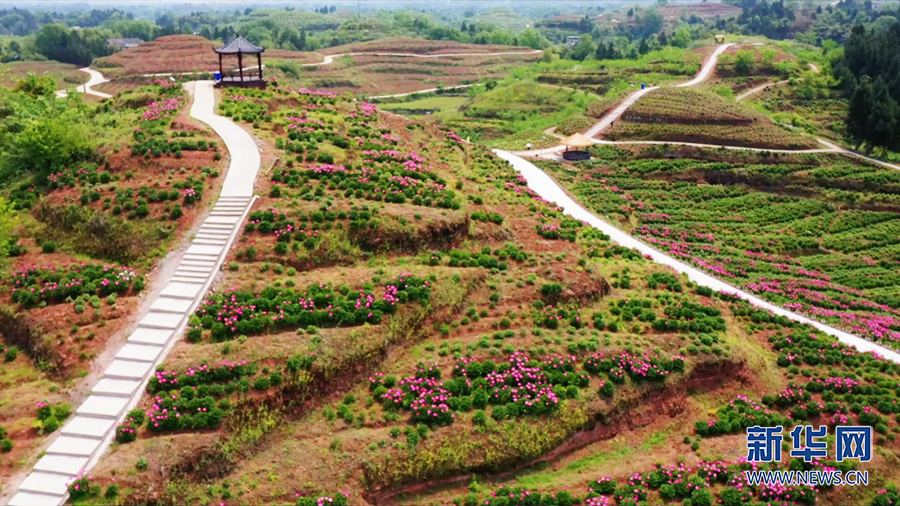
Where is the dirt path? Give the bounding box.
[494,149,900,363]
[735,79,788,101]
[300,49,542,68]
[367,83,474,100]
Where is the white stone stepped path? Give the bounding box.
[494,149,900,364]
[7,81,261,506]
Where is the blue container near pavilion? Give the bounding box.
[641,83,645,89]
[214,71,222,82]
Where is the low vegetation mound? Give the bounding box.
[95,35,320,75]
[320,37,534,55]
[606,87,817,149]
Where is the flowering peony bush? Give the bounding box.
[10,263,143,309]
[193,275,431,340]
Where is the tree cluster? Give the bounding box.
[837,22,900,154]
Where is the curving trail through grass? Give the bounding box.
[6,81,260,506]
[735,79,788,101]
[54,68,112,99]
[494,149,900,363]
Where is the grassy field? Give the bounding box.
[432,81,597,148]
[0,61,88,90]
[378,95,468,116]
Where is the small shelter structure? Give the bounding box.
[714,34,726,44]
[214,35,265,88]
[560,132,594,161]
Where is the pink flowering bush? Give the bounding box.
[10,263,143,308]
[193,275,431,340]
[694,394,790,436]
[584,350,685,383]
[67,471,97,500]
[295,489,348,506]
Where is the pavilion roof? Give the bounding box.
[214,35,265,54]
[560,132,596,148]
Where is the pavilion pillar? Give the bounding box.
[218,54,223,79]
[257,53,262,79]
[238,52,243,82]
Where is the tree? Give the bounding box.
[735,49,755,74]
[658,30,668,46]
[570,33,596,61]
[639,10,665,37]
[7,118,95,183]
[628,7,634,17]
[517,28,548,50]
[15,73,56,98]
[0,198,15,258]
[639,38,650,54]
[541,48,557,63]
[672,27,692,47]
[868,77,899,154]
[846,75,873,149]
[760,47,777,69]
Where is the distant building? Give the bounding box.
[566,35,581,48]
[106,38,143,50]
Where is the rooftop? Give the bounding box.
[214,35,265,55]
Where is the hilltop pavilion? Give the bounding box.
[214,35,266,88]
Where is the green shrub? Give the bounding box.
[540,283,562,298]
[105,484,120,499]
[41,416,60,433]
[41,240,57,253]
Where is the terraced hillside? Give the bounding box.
[0,78,226,491]
[53,85,900,506]
[540,145,900,347]
[604,87,818,149]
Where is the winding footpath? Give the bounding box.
[493,43,900,365]
[55,68,112,99]
[7,81,261,506]
[511,44,900,173]
[494,149,900,363]
[735,79,788,101]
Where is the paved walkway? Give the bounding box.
[584,85,660,138]
[55,68,112,99]
[677,43,733,87]
[7,81,261,506]
[513,44,733,157]
[494,149,900,363]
